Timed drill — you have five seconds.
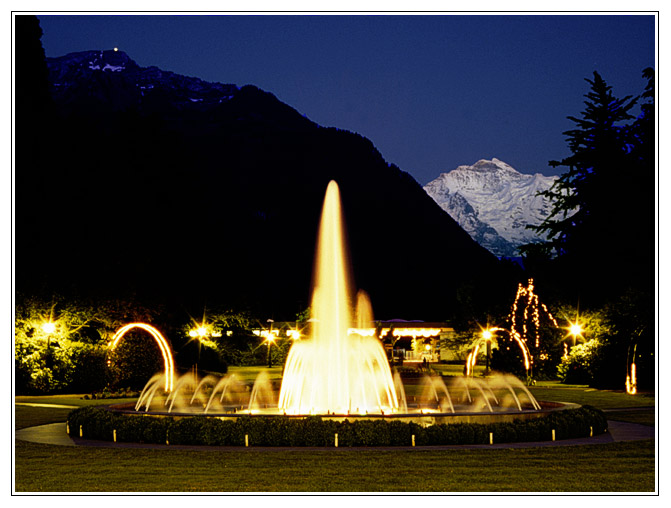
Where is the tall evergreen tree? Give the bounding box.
[524,70,654,303]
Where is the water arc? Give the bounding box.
[109,323,175,391]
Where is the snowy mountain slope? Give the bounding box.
[46,49,239,112]
[424,159,557,256]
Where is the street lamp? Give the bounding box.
[188,323,213,378]
[266,319,275,368]
[42,321,57,368]
[482,328,494,375]
[567,320,584,347]
[42,322,56,334]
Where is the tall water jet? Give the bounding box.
[355,290,374,330]
[278,181,399,415]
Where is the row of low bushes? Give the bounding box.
[66,405,608,447]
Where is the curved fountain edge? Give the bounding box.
[104,400,582,426]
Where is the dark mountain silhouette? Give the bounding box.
[16,20,516,321]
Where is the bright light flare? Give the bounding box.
[189,320,218,339]
[42,322,56,334]
[257,329,279,342]
[287,329,301,340]
[569,322,583,338]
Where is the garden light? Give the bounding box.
[287,329,301,340]
[42,322,56,334]
[567,319,584,346]
[569,322,583,338]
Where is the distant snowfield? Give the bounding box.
[424,158,557,257]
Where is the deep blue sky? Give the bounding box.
[37,14,655,184]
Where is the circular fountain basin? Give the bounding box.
[108,400,580,426]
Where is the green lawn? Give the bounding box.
[529,382,655,409]
[226,365,284,382]
[14,439,655,492]
[605,410,656,427]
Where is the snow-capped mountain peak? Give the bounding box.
[46,50,239,111]
[424,159,557,257]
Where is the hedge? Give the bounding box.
[67,405,608,447]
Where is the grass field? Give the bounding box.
[14,378,656,493]
[529,381,655,409]
[227,365,284,382]
[14,439,655,492]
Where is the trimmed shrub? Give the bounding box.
[67,406,609,447]
[116,415,150,443]
[140,417,171,444]
[388,419,414,446]
[489,422,518,443]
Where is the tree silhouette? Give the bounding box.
[524,70,654,304]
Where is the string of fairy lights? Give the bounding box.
[510,278,559,349]
[466,278,562,379]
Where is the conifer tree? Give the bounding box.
[525,70,654,301]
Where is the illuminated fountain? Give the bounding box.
[278,181,398,415]
[132,370,542,416]
[126,181,555,421]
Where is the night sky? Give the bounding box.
[37,13,655,184]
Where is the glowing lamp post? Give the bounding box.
[266,319,275,368]
[287,329,301,341]
[568,321,584,347]
[189,327,207,349]
[482,329,493,375]
[42,322,56,334]
[188,324,216,377]
[42,321,57,368]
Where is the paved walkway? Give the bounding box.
[15,402,79,409]
[15,419,654,451]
